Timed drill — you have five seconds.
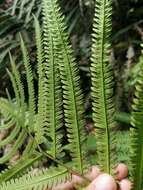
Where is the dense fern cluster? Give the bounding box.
[0,0,88,188]
[0,0,143,189]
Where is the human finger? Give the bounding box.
[118,179,132,190]
[114,163,129,180]
[85,173,117,190]
[85,165,101,180]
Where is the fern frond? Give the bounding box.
[0,129,26,164]
[33,15,46,144]
[9,52,26,114]
[37,5,65,159]
[6,69,20,106]
[90,0,116,173]
[42,0,87,173]
[0,124,20,147]
[0,152,42,183]
[130,46,143,190]
[0,98,31,164]
[0,166,70,190]
[0,118,16,130]
[0,98,17,123]
[20,35,35,123]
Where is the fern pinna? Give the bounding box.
[130,46,143,190]
[91,0,117,174]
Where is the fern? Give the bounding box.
[0,166,70,190]
[9,52,25,113]
[42,0,87,174]
[0,44,36,164]
[0,0,122,188]
[35,6,65,160]
[130,46,143,190]
[0,152,41,183]
[90,0,116,174]
[34,15,46,144]
[0,98,27,164]
[20,36,35,118]
[10,0,41,24]
[6,69,21,107]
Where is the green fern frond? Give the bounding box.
[130,46,143,190]
[6,69,20,107]
[20,35,35,122]
[0,98,17,122]
[0,98,34,165]
[37,4,64,159]
[0,129,26,164]
[42,0,87,173]
[0,152,42,183]
[0,125,20,147]
[33,15,46,144]
[0,166,70,190]
[9,52,26,114]
[90,0,116,173]
[34,15,63,160]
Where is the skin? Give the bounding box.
[114,163,129,180]
[51,164,132,190]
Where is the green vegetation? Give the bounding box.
[0,0,143,189]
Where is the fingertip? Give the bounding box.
[114,163,129,180]
[72,174,85,185]
[119,179,133,190]
[86,165,101,180]
[86,173,117,190]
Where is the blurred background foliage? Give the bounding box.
[0,0,143,119]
